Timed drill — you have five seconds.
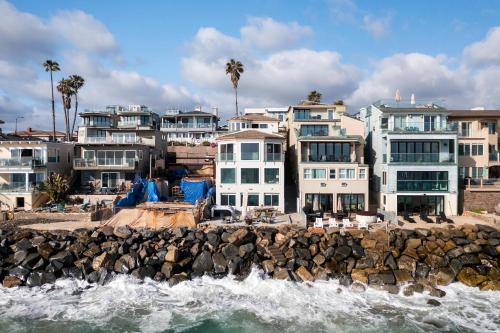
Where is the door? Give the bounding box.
[101,172,119,188]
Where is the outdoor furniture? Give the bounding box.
[328,217,339,227]
[358,220,368,230]
[342,218,353,228]
[439,211,454,224]
[420,212,433,223]
[314,218,324,228]
[403,212,416,223]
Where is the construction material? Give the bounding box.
[180,178,213,204]
[104,208,197,229]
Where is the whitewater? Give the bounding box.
[0,269,498,333]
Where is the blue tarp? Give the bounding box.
[180,179,212,204]
[115,176,148,207]
[146,180,159,202]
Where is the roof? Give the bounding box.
[217,130,285,141]
[14,129,66,137]
[298,135,364,143]
[448,110,500,118]
[290,103,346,109]
[228,114,279,122]
[162,110,216,117]
[0,133,44,142]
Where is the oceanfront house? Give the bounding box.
[243,107,289,130]
[74,105,166,193]
[227,113,280,134]
[0,133,74,210]
[160,108,219,145]
[13,128,67,142]
[448,109,500,182]
[215,130,286,214]
[360,99,459,216]
[288,102,369,214]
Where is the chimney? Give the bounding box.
[212,106,218,117]
[28,127,32,132]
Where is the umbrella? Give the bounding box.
[312,195,320,211]
[410,93,416,105]
[395,89,401,102]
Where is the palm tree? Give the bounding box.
[307,90,322,103]
[43,60,60,142]
[56,78,73,141]
[68,75,85,137]
[225,59,244,117]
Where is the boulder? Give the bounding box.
[49,250,73,267]
[222,244,239,260]
[114,254,137,274]
[261,259,275,274]
[393,269,414,285]
[22,253,44,271]
[463,244,481,254]
[8,266,30,281]
[168,273,189,287]
[239,243,255,258]
[403,283,424,296]
[424,254,448,269]
[479,280,500,291]
[427,299,441,307]
[114,226,132,239]
[415,262,430,278]
[131,266,156,280]
[351,268,378,284]
[427,267,455,286]
[227,229,255,246]
[295,266,314,282]
[334,246,352,261]
[165,247,179,263]
[273,268,291,280]
[13,250,28,265]
[351,243,365,259]
[313,254,326,266]
[92,252,111,271]
[26,271,56,287]
[192,251,214,275]
[361,239,377,249]
[368,271,396,285]
[397,255,417,273]
[3,276,22,288]
[457,267,488,287]
[384,252,397,270]
[37,243,54,260]
[212,253,227,273]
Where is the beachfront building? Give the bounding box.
[74,105,165,192]
[13,128,67,142]
[448,109,500,181]
[160,108,219,144]
[288,102,369,213]
[0,132,74,210]
[360,99,459,216]
[215,130,286,213]
[227,113,280,134]
[244,107,289,129]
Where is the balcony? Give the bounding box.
[117,121,153,128]
[73,158,136,170]
[0,182,33,193]
[301,155,353,163]
[489,152,500,163]
[83,137,107,144]
[397,180,449,192]
[265,153,284,162]
[0,158,46,169]
[390,153,455,164]
[216,153,235,162]
[387,122,457,133]
[161,123,216,131]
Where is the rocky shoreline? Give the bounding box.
[1,224,499,297]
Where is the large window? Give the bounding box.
[338,194,365,211]
[488,122,496,134]
[339,168,355,179]
[294,109,311,120]
[302,142,351,162]
[247,194,259,206]
[96,150,134,166]
[304,194,332,212]
[221,168,236,184]
[300,125,328,136]
[460,122,472,137]
[220,144,234,161]
[304,168,326,179]
[266,143,281,161]
[220,194,236,206]
[391,141,440,162]
[241,168,259,183]
[264,168,279,184]
[112,132,136,143]
[264,194,279,206]
[241,143,259,160]
[329,169,336,179]
[397,171,448,191]
[459,143,483,156]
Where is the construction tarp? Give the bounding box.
[115,176,148,207]
[180,179,211,204]
[146,180,159,202]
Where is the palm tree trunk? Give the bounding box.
[50,71,56,142]
[235,87,239,117]
[71,93,78,139]
[61,95,68,142]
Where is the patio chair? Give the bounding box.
[403,212,416,223]
[342,218,353,228]
[419,212,433,223]
[328,217,339,228]
[314,217,324,228]
[358,220,368,230]
[439,211,454,224]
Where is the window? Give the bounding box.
[247,194,259,206]
[488,122,496,134]
[382,171,387,185]
[339,168,355,179]
[220,194,236,206]
[221,168,236,184]
[47,148,60,163]
[301,142,351,162]
[397,171,448,191]
[304,168,326,179]
[358,168,366,179]
[383,195,386,205]
[251,124,259,128]
[329,169,336,179]
[305,193,332,212]
[241,168,259,183]
[266,143,281,161]
[241,143,259,160]
[300,125,328,136]
[294,109,311,120]
[220,144,234,161]
[460,122,472,137]
[264,168,279,184]
[259,124,268,129]
[83,150,95,160]
[472,144,483,156]
[264,194,279,206]
[338,194,365,211]
[464,144,471,156]
[112,132,136,143]
[471,167,484,178]
[391,141,439,162]
[381,117,388,129]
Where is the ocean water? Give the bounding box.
[0,269,498,333]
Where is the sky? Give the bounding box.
[1,0,500,131]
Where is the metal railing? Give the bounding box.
[302,155,352,163]
[73,158,135,169]
[390,153,455,163]
[465,178,500,189]
[241,152,259,160]
[111,137,139,144]
[162,123,216,129]
[397,180,449,192]
[389,122,457,133]
[0,158,46,168]
[0,182,32,192]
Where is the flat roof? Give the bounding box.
[448,110,500,118]
[229,114,278,122]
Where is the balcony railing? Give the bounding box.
[112,137,139,144]
[465,178,500,189]
[302,155,353,163]
[0,182,34,192]
[241,152,259,160]
[73,158,135,169]
[118,121,152,127]
[265,153,283,162]
[0,158,46,168]
[388,122,457,133]
[397,180,449,192]
[162,123,216,129]
[217,153,235,162]
[489,152,500,162]
[84,137,107,143]
[390,153,455,163]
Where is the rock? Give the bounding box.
[13,250,28,265]
[334,246,352,261]
[425,254,448,269]
[222,244,239,260]
[239,243,255,258]
[457,253,481,266]
[37,243,54,260]
[168,273,189,287]
[12,238,33,252]
[114,254,137,274]
[447,246,464,258]
[355,257,374,269]
[427,299,441,307]
[8,266,30,281]
[26,272,56,287]
[351,268,378,284]
[393,270,414,285]
[403,283,424,296]
[428,287,447,298]
[62,267,83,280]
[273,268,291,280]
[261,260,275,274]
[314,267,330,280]
[463,244,481,254]
[428,267,455,286]
[295,248,311,260]
[295,266,314,282]
[443,240,456,252]
[3,276,22,288]
[368,271,396,285]
[92,252,110,271]
[153,272,166,282]
[479,280,500,291]
[384,252,397,270]
[361,239,377,249]
[351,243,364,259]
[49,250,73,267]
[308,244,318,257]
[165,247,179,263]
[406,238,421,249]
[453,238,470,246]
[227,229,255,246]
[313,254,326,266]
[227,257,242,275]
[114,226,132,239]
[483,245,499,257]
[131,266,156,280]
[192,251,214,275]
[22,253,44,270]
[351,281,366,292]
[212,253,227,273]
[397,255,417,273]
[457,267,488,287]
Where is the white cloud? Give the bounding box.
[362,15,390,39]
[240,17,312,51]
[463,27,500,67]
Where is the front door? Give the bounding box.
[101,172,119,188]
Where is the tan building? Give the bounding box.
[448,109,500,180]
[288,102,369,213]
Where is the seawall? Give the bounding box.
[1,224,499,295]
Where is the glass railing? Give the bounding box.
[217,153,234,161]
[112,137,139,144]
[84,137,107,143]
[390,153,455,163]
[389,122,457,133]
[397,180,449,192]
[0,182,32,192]
[162,123,215,129]
[489,152,500,162]
[302,155,352,162]
[265,153,283,161]
[0,158,45,168]
[74,158,135,168]
[241,152,259,160]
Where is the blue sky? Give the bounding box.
[1,0,500,131]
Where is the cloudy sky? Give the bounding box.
[1,0,500,131]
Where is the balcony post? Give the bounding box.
[25,172,29,192]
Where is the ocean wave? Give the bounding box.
[0,269,498,333]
